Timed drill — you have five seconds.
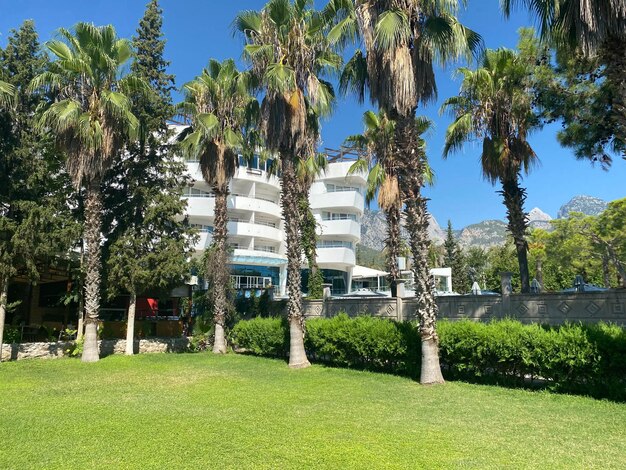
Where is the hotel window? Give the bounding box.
[326,183,361,194]
[190,224,213,233]
[322,212,358,222]
[316,240,353,249]
[183,187,213,197]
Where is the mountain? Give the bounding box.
[358,195,610,251]
[528,207,552,230]
[557,195,608,219]
[360,209,445,251]
[458,220,508,248]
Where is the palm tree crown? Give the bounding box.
[501,0,626,55]
[31,23,145,189]
[335,0,482,117]
[178,58,259,190]
[442,48,539,183]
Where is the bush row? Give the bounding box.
[229,315,626,401]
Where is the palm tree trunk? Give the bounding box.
[385,205,402,297]
[0,276,8,362]
[125,291,136,355]
[500,175,531,293]
[82,183,103,363]
[211,186,229,354]
[77,240,85,340]
[282,156,310,369]
[396,116,444,385]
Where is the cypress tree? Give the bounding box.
[0,21,78,354]
[103,0,195,354]
[443,220,465,293]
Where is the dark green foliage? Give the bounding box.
[234,290,285,320]
[231,316,626,400]
[355,244,386,271]
[230,317,289,357]
[306,314,420,376]
[103,0,194,300]
[443,220,466,293]
[0,21,78,288]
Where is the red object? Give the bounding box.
[137,297,159,317]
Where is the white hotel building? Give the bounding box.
[183,153,367,297]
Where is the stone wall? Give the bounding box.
[0,337,190,362]
[303,290,626,326]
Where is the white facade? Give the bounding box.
[183,157,366,296]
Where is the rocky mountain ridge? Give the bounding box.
[359,195,609,250]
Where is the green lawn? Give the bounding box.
[1,354,625,469]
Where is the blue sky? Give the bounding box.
[1,0,624,228]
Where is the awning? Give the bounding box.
[352,265,389,279]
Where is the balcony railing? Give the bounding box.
[231,275,273,290]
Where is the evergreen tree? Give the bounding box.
[443,220,465,293]
[0,21,77,354]
[103,1,194,355]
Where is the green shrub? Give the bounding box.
[230,315,626,400]
[3,326,21,344]
[230,317,289,357]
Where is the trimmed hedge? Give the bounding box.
[229,315,626,401]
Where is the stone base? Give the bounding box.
[0,337,190,362]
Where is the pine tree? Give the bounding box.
[0,21,78,355]
[443,220,465,293]
[103,0,194,355]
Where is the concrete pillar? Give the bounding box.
[322,283,333,300]
[279,265,287,297]
[500,271,512,316]
[397,280,406,298]
[346,268,353,294]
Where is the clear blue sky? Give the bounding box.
[1,0,624,228]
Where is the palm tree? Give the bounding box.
[441,48,540,294]
[500,0,625,56]
[346,110,402,296]
[0,80,15,110]
[30,23,145,362]
[234,0,340,368]
[501,1,626,162]
[178,59,259,354]
[334,0,480,384]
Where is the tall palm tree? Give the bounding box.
[234,0,340,368]
[334,0,480,384]
[441,48,540,294]
[30,23,145,362]
[178,59,259,354]
[346,110,402,296]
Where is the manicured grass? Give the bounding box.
[1,354,625,469]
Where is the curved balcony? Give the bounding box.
[232,248,287,265]
[310,191,364,215]
[187,162,282,188]
[227,221,283,242]
[316,247,356,267]
[234,166,281,187]
[184,195,282,219]
[318,161,367,185]
[317,219,361,241]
